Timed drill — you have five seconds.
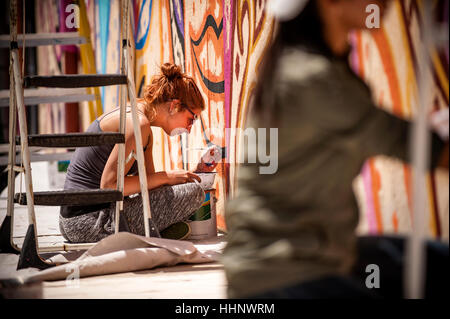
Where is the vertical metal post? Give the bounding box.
[10,0,38,234]
[3,39,20,253]
[404,0,434,299]
[115,0,128,234]
[10,0,50,269]
[125,51,158,237]
[124,39,159,237]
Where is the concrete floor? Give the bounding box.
[0,162,228,299]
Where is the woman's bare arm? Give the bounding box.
[100,115,169,195]
[100,115,199,196]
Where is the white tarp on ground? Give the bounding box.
[2,232,219,285]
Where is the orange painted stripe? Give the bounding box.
[369,159,383,232]
[159,1,163,62]
[161,130,166,171]
[177,137,183,169]
[432,49,449,102]
[371,29,404,117]
[356,31,365,78]
[430,171,442,238]
[403,164,413,220]
[392,211,399,233]
[426,174,438,238]
[216,212,226,232]
[167,136,173,170]
[395,0,417,117]
[165,0,174,64]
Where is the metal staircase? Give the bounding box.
[0,0,160,270]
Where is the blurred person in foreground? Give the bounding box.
[222,0,449,298]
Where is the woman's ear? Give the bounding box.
[169,99,183,115]
[168,100,178,115]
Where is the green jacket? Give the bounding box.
[222,46,444,298]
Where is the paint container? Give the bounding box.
[187,189,217,240]
[196,172,216,190]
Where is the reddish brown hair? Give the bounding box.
[141,63,205,121]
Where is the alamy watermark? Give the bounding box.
[65,264,80,288]
[170,127,279,175]
[366,4,381,29]
[365,264,380,289]
[65,4,80,29]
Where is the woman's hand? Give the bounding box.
[166,170,201,185]
[194,146,221,172]
[194,157,218,173]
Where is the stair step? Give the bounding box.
[0,148,74,166]
[14,189,123,206]
[24,74,127,88]
[16,133,125,148]
[0,88,95,107]
[0,32,86,48]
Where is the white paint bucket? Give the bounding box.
[196,172,216,190]
[187,189,217,240]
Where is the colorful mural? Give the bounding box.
[33,0,447,238]
[351,0,449,240]
[130,0,448,236]
[35,0,65,135]
[93,0,121,114]
[132,0,275,230]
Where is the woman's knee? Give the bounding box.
[58,215,70,241]
[183,182,205,207]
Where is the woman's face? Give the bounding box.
[166,100,202,136]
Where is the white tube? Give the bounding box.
[404,0,434,299]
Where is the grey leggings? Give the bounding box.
[59,182,205,243]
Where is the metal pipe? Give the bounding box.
[125,47,153,237]
[115,0,128,233]
[6,38,19,251]
[123,0,158,238]
[12,50,38,230]
[404,0,434,299]
[10,0,38,238]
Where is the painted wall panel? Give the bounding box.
[33,0,447,239]
[352,0,449,240]
[35,0,65,135]
[131,0,274,231]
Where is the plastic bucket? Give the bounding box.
[187,189,217,240]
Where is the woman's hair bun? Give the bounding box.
[161,63,182,81]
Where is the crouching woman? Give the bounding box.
[59,63,216,243]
